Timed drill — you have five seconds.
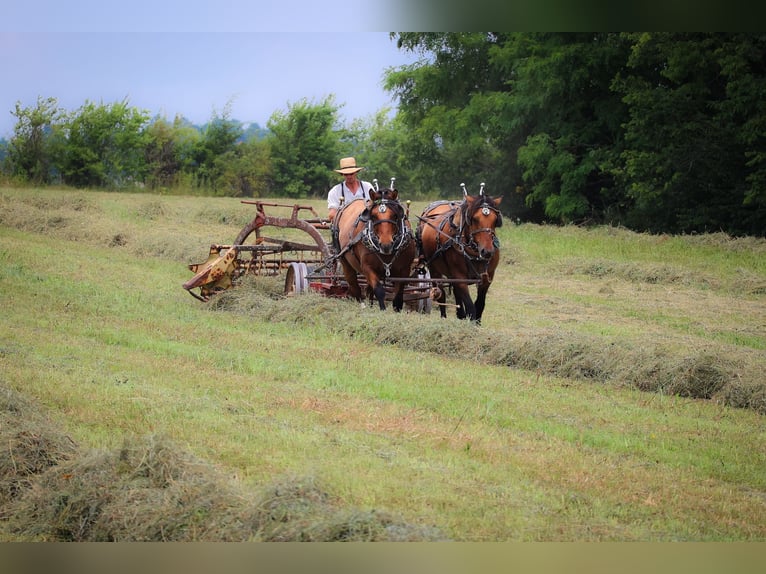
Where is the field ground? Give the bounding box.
[1,186,764,542]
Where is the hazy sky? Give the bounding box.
[0,31,421,138]
[1,0,416,138]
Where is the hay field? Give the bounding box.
[1,186,764,542]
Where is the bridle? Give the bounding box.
[362,199,410,252]
[460,199,502,260]
[360,198,413,276]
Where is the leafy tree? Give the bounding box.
[6,96,64,184]
[56,99,150,189]
[389,33,631,220]
[613,33,766,234]
[344,110,416,196]
[266,96,342,198]
[190,104,243,193]
[144,114,201,191]
[214,138,273,197]
[503,33,630,223]
[145,116,179,190]
[0,138,8,172]
[388,33,766,235]
[240,122,269,142]
[386,33,514,200]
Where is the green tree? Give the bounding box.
[504,33,630,223]
[190,104,243,193]
[389,33,631,220]
[145,116,180,190]
[6,96,64,184]
[213,138,273,197]
[386,33,514,200]
[388,33,766,235]
[145,114,201,191]
[56,99,150,189]
[346,110,420,197]
[0,138,8,174]
[266,96,342,198]
[613,33,766,234]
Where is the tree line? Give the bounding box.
[2,33,764,236]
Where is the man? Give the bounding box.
[327,157,374,222]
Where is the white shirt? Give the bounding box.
[327,180,374,211]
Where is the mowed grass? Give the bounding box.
[1,186,765,541]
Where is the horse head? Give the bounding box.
[462,192,503,261]
[364,187,409,255]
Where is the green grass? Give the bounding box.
[1,186,765,541]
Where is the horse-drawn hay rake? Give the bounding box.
[182,198,438,310]
[182,183,502,319]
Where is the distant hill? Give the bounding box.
[150,115,270,142]
[239,122,269,142]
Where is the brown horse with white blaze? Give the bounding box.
[332,185,417,311]
[416,183,502,323]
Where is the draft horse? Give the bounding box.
[416,183,502,323]
[332,182,417,311]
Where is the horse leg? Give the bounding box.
[453,283,477,321]
[392,283,405,312]
[455,295,466,320]
[341,261,362,302]
[474,283,490,325]
[371,280,387,310]
[362,267,387,310]
[438,286,448,318]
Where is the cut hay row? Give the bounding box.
[214,279,766,415]
[0,385,445,542]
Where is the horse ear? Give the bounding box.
[369,188,381,203]
[389,188,399,201]
[494,196,503,227]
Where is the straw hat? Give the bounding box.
[334,157,364,175]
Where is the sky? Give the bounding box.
[0,31,422,138]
